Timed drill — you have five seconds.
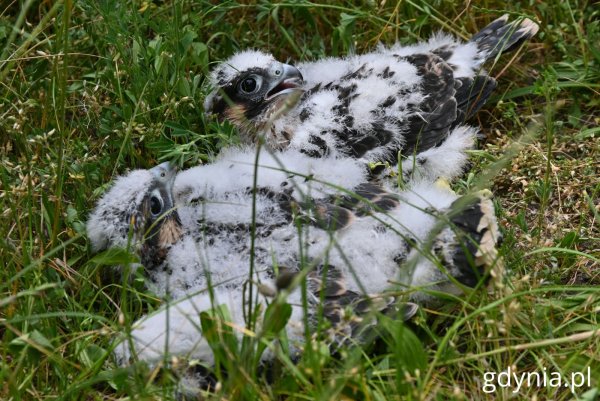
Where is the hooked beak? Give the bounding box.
[151,161,178,189]
[265,64,304,101]
[150,161,181,230]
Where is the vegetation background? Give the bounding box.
[0,0,598,400]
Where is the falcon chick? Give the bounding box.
[87,148,502,368]
[205,15,538,180]
[87,161,182,275]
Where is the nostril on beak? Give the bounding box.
[151,161,178,183]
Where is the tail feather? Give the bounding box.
[436,190,502,288]
[470,14,540,62]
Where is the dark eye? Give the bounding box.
[150,196,163,216]
[240,77,257,93]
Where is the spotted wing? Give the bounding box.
[275,264,418,346]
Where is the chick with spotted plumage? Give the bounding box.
[87,148,502,378]
[204,15,538,182]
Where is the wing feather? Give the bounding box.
[402,53,458,154]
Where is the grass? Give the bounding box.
[1,0,599,400]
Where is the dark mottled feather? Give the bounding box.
[439,193,500,287]
[454,76,498,123]
[471,15,539,61]
[403,53,457,153]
